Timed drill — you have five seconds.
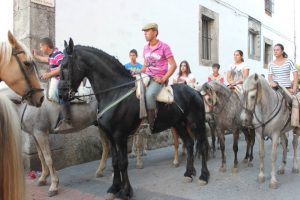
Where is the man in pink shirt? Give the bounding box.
[141,23,177,131]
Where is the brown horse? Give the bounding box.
[0,93,25,200]
[0,31,44,107]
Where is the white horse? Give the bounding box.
[0,93,25,200]
[240,73,300,189]
[3,86,110,197]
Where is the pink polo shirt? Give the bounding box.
[143,40,173,78]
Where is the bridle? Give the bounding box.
[12,48,44,101]
[202,85,233,115]
[242,82,284,130]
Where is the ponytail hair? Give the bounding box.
[275,43,288,58]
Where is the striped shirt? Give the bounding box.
[268,59,297,88]
[48,48,64,80]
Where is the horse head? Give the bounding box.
[199,82,218,113]
[60,38,86,100]
[240,73,262,127]
[0,31,44,107]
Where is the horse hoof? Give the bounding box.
[182,176,193,183]
[258,176,265,183]
[277,169,285,175]
[95,171,104,178]
[48,190,58,197]
[269,180,280,189]
[37,180,47,186]
[219,166,226,173]
[197,179,208,186]
[243,159,248,164]
[105,193,115,200]
[292,168,299,174]
[247,162,253,167]
[173,162,180,168]
[136,164,144,169]
[232,167,238,174]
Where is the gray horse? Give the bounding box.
[2,86,110,197]
[240,74,300,189]
[200,81,255,173]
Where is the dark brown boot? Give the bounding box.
[54,104,73,133]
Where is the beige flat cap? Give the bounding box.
[142,23,158,31]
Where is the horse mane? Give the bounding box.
[0,39,32,67]
[75,45,132,78]
[208,81,231,98]
[0,94,25,200]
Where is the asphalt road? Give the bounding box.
[28,133,300,200]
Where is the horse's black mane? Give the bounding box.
[74,45,132,78]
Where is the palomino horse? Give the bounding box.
[200,81,255,172]
[0,93,25,200]
[2,85,110,197]
[240,74,300,189]
[60,39,209,200]
[0,31,44,106]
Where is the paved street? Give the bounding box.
[27,134,300,200]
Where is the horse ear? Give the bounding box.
[8,30,17,48]
[68,38,74,53]
[64,40,68,49]
[254,73,258,81]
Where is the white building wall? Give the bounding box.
[56,0,296,85]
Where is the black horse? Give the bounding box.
[60,38,209,200]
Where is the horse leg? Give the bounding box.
[256,132,265,183]
[106,141,122,200]
[129,135,137,158]
[171,127,180,167]
[270,133,280,189]
[232,131,239,173]
[218,130,226,172]
[193,119,210,186]
[32,135,49,186]
[292,130,299,173]
[34,133,59,197]
[248,128,255,167]
[174,123,195,183]
[277,133,288,175]
[135,133,144,169]
[208,121,216,158]
[96,128,110,177]
[243,129,250,163]
[115,137,133,200]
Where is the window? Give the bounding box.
[199,5,219,66]
[263,37,273,69]
[265,0,274,16]
[248,17,261,61]
[202,16,212,60]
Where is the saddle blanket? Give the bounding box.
[135,73,174,104]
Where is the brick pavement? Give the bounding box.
[26,178,105,200]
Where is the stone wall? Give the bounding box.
[22,126,174,171]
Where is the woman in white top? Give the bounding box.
[268,43,298,94]
[227,50,249,88]
[173,60,196,88]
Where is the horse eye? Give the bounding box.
[250,95,255,100]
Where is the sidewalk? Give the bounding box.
[26,178,105,200]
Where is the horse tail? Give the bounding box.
[0,94,25,200]
[190,92,209,159]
